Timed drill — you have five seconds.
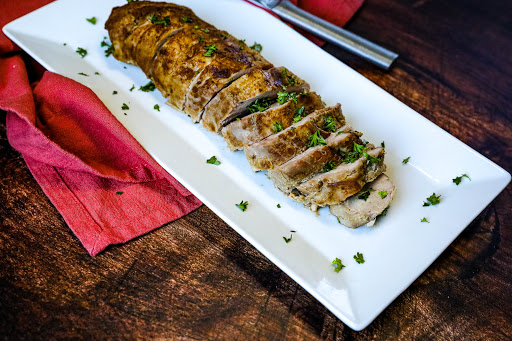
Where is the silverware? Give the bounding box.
[248,0,399,70]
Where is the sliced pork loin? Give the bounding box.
[201,67,309,133]
[152,26,268,112]
[268,127,361,193]
[289,147,386,211]
[329,174,395,228]
[221,92,324,151]
[105,1,196,68]
[244,105,345,171]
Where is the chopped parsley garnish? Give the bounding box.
[358,189,372,201]
[283,235,292,243]
[63,43,67,46]
[421,217,429,223]
[353,142,381,164]
[250,42,262,51]
[121,103,129,110]
[150,14,171,26]
[272,121,283,133]
[423,193,441,206]
[378,191,388,199]
[129,85,135,91]
[76,47,87,58]
[277,204,281,208]
[236,200,248,212]
[332,258,345,272]
[112,91,118,95]
[322,116,337,132]
[403,156,411,164]
[194,25,199,29]
[200,28,210,33]
[198,35,204,42]
[293,106,305,122]
[453,174,471,185]
[154,104,160,111]
[307,130,326,147]
[181,17,193,23]
[116,191,123,195]
[322,161,337,173]
[238,39,245,50]
[204,44,218,57]
[86,17,97,25]
[94,72,100,75]
[354,252,365,264]
[276,91,297,104]
[247,98,276,113]
[339,150,360,163]
[139,81,155,92]
[381,141,385,148]
[78,72,88,76]
[206,156,221,165]
[380,206,390,217]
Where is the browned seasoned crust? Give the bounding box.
[221,92,324,151]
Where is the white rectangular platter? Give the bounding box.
[4,0,510,330]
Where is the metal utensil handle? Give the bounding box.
[272,0,398,70]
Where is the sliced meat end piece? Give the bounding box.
[243,106,343,171]
[201,67,310,133]
[329,174,395,228]
[268,145,339,194]
[105,2,194,65]
[221,92,324,151]
[290,158,367,211]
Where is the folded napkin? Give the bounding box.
[0,0,363,256]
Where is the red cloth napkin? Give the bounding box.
[0,0,362,256]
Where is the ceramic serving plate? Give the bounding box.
[4,0,510,330]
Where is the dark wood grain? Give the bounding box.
[1,0,511,339]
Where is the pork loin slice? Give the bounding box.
[105,1,195,66]
[244,105,346,171]
[329,174,395,228]
[221,92,324,151]
[201,67,309,133]
[268,128,361,193]
[183,35,272,121]
[289,147,386,210]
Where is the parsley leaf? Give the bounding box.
[339,150,360,163]
[129,85,135,91]
[198,35,204,42]
[378,191,387,199]
[453,174,471,185]
[100,40,114,57]
[76,47,87,58]
[200,28,210,33]
[121,103,129,110]
[238,39,245,50]
[379,206,390,217]
[381,141,385,148]
[78,72,88,76]
[354,252,365,264]
[116,191,123,195]
[272,121,283,133]
[307,130,327,147]
[283,235,292,243]
[353,142,380,164]
[150,14,171,26]
[322,116,337,132]
[247,98,276,113]
[139,81,155,92]
[358,189,372,201]
[293,106,305,122]
[277,204,281,208]
[154,104,160,111]
[112,91,118,95]
[181,17,193,23]
[332,258,345,273]
[250,42,262,51]
[421,217,429,223]
[403,156,411,164]
[86,17,97,25]
[423,193,441,206]
[204,44,218,57]
[276,91,297,104]
[322,161,337,173]
[236,200,248,212]
[206,156,221,166]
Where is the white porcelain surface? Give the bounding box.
[4,0,510,330]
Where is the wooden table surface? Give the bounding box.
[1,0,511,339]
